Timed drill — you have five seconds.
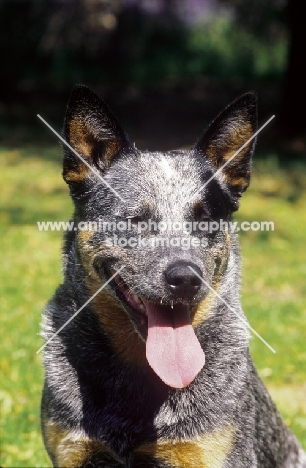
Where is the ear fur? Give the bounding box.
[195,92,258,196]
[63,85,130,183]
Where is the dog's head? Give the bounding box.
[62,85,257,388]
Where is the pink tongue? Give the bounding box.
[143,301,205,388]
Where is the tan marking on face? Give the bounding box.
[78,229,95,244]
[44,419,113,467]
[135,425,235,468]
[86,276,147,366]
[76,230,99,275]
[77,231,146,365]
[192,232,231,327]
[212,231,231,285]
[78,231,147,366]
[192,289,217,328]
[77,232,146,366]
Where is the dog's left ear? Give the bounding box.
[195,92,258,196]
[63,85,131,184]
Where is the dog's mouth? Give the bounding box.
[112,270,148,318]
[109,269,205,389]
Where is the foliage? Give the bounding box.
[0,0,287,91]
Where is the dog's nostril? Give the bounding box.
[169,277,184,287]
[165,262,202,300]
[190,276,202,287]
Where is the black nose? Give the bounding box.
[164,262,202,300]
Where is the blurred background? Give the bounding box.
[0,0,305,466]
[1,0,306,147]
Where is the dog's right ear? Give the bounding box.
[195,92,258,198]
[63,85,130,184]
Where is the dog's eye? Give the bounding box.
[193,204,211,223]
[126,212,150,226]
[191,205,220,237]
[128,215,144,225]
[199,216,212,223]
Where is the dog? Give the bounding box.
[41,85,306,467]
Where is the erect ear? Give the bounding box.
[63,85,130,183]
[195,92,258,196]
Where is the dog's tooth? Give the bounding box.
[171,301,173,309]
[139,304,145,311]
[160,298,163,305]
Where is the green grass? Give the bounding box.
[0,146,305,467]
[237,156,306,441]
[0,146,71,467]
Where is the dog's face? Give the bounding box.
[63,86,257,388]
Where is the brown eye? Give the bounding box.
[129,215,144,225]
[193,203,211,223]
[126,213,150,230]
